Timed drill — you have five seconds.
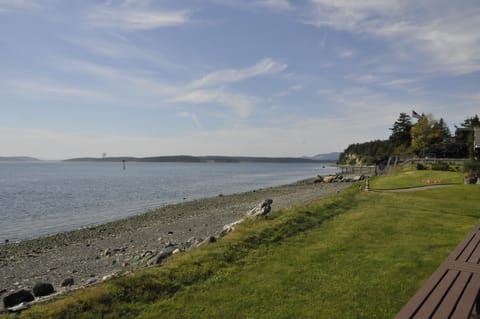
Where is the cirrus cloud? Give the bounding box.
[190,58,288,88]
[87,1,190,30]
[306,0,480,75]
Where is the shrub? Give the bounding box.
[416,163,426,170]
[431,162,450,171]
[464,159,480,175]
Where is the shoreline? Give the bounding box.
[0,178,350,308]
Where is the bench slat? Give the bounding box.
[396,224,480,319]
[449,273,480,318]
[432,271,472,319]
[445,261,480,274]
[450,227,480,262]
[413,269,460,319]
[395,267,450,319]
[467,238,480,264]
[455,233,479,263]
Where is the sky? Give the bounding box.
[1,0,479,159]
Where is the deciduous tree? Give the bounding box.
[411,114,450,156]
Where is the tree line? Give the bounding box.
[338,113,480,166]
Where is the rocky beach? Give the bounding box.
[0,179,350,310]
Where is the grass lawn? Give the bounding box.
[13,170,480,319]
[369,169,464,190]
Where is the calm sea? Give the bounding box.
[0,161,338,242]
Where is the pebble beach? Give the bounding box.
[0,179,350,309]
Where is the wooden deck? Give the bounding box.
[396,224,480,319]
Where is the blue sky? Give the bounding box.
[1,0,479,159]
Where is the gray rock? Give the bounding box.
[185,237,203,250]
[141,250,155,259]
[32,282,55,297]
[261,199,273,208]
[246,199,273,218]
[61,278,74,287]
[3,289,34,308]
[85,277,97,285]
[153,246,177,265]
[314,175,324,183]
[200,236,216,245]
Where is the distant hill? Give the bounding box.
[0,156,40,162]
[65,155,330,164]
[309,152,341,162]
[66,156,201,163]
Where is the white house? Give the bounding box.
[475,127,480,150]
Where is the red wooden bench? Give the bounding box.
[396,224,480,319]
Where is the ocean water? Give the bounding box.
[0,161,338,242]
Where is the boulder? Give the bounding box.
[261,199,272,216]
[32,282,55,297]
[200,236,216,245]
[61,278,74,287]
[3,289,34,308]
[246,199,273,218]
[185,237,204,250]
[352,175,361,182]
[323,175,335,183]
[152,246,177,265]
[85,277,97,285]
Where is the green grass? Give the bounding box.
[11,171,480,319]
[370,169,464,190]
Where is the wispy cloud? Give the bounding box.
[65,60,120,79]
[167,58,288,118]
[1,79,111,100]
[167,88,254,119]
[274,84,303,97]
[337,50,353,58]
[305,0,480,75]
[256,0,292,10]
[345,73,423,93]
[177,111,203,130]
[87,1,190,30]
[0,0,38,12]
[207,0,291,11]
[61,57,263,119]
[189,58,287,88]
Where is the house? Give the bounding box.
[475,127,480,150]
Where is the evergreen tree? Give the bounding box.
[462,115,480,128]
[436,118,451,140]
[389,113,412,151]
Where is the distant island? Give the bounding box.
[0,156,40,162]
[308,152,341,162]
[65,154,338,164]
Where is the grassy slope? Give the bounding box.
[14,171,480,319]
